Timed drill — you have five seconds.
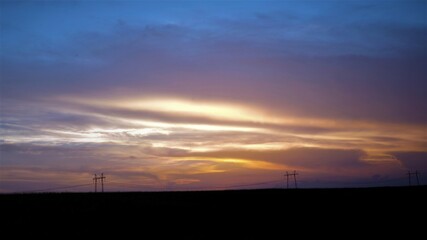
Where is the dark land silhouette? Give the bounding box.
[2,186,425,215]
[2,186,425,234]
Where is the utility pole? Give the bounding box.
[100,173,106,192]
[293,170,298,189]
[407,170,420,186]
[284,171,298,189]
[93,173,106,192]
[415,171,420,186]
[93,174,98,192]
[285,171,289,189]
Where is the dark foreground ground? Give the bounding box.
[2,186,425,212]
[1,186,426,231]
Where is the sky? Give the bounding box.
[1,0,426,192]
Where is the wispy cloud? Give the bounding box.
[1,1,426,192]
[1,94,426,192]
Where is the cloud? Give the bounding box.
[0,142,165,191]
[2,95,426,157]
[1,1,426,191]
[2,11,427,124]
[391,152,427,170]
[189,147,367,170]
[168,147,406,188]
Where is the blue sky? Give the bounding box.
[1,0,426,192]
[3,1,426,63]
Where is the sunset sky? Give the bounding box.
[1,0,426,192]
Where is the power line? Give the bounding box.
[22,183,93,193]
[216,180,282,190]
[108,181,156,189]
[109,180,282,191]
[10,170,422,194]
[306,173,417,188]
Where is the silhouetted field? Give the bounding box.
[2,186,425,217]
[2,186,426,234]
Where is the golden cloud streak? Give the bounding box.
[59,95,427,132]
[5,95,425,162]
[171,157,287,171]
